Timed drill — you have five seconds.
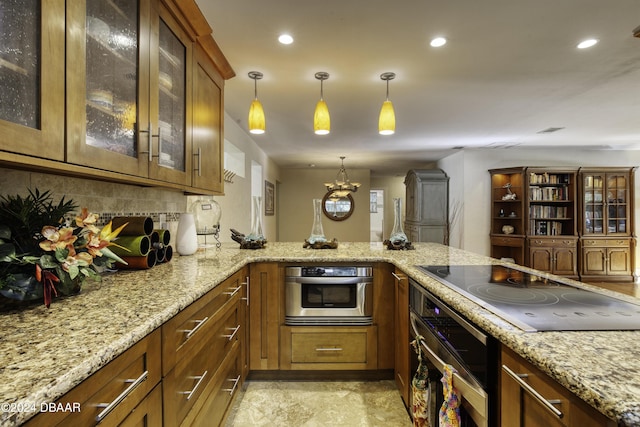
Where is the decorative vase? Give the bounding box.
[246,196,265,241]
[389,198,408,244]
[308,198,327,244]
[176,213,198,255]
[502,225,515,235]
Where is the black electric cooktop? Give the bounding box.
[418,264,640,332]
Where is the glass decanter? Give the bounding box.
[389,197,408,244]
[308,198,327,244]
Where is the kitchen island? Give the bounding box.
[1,242,639,426]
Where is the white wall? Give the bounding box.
[201,112,280,243]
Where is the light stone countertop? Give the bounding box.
[1,242,639,426]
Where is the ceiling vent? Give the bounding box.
[536,127,564,134]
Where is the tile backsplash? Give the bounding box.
[0,168,188,243]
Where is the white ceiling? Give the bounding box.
[196,0,640,176]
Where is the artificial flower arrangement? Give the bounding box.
[0,189,128,308]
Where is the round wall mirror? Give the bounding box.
[322,192,354,221]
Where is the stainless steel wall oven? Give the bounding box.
[285,266,373,326]
[409,278,498,427]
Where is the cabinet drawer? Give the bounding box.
[162,276,242,375]
[292,332,367,363]
[491,236,524,247]
[163,304,241,427]
[581,238,630,248]
[26,329,161,427]
[189,343,242,427]
[529,238,576,247]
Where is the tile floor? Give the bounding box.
[225,380,412,427]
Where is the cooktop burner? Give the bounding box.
[418,264,640,332]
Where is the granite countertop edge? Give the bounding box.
[1,242,638,426]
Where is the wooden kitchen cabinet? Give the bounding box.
[1,0,232,195]
[404,169,449,244]
[0,0,65,161]
[578,168,636,282]
[190,38,225,193]
[393,268,410,407]
[500,346,614,427]
[66,0,193,184]
[249,262,283,370]
[280,325,378,370]
[25,328,162,427]
[528,237,578,278]
[162,267,246,427]
[580,238,634,281]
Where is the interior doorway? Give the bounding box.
[370,190,384,242]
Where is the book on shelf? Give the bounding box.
[529,205,567,218]
[530,220,564,235]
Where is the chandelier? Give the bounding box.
[324,156,361,197]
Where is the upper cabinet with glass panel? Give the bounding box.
[0,0,233,194]
[0,0,65,160]
[580,168,634,236]
[66,0,151,177]
[67,0,195,186]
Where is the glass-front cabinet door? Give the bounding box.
[66,0,191,185]
[147,5,191,185]
[66,0,150,176]
[581,171,630,236]
[0,0,64,160]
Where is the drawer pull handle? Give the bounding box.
[183,371,208,401]
[391,272,405,281]
[224,375,241,396]
[502,364,564,419]
[95,370,148,422]
[241,278,250,306]
[315,347,343,352]
[184,317,209,340]
[223,286,242,297]
[223,325,241,341]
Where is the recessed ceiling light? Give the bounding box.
[430,37,447,47]
[577,39,598,49]
[278,34,294,45]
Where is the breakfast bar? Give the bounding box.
[1,242,639,426]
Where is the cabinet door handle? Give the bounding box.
[224,375,241,395]
[391,272,405,281]
[315,347,343,352]
[223,324,241,341]
[241,277,249,306]
[183,371,208,401]
[502,364,564,419]
[223,285,242,297]
[139,123,154,162]
[193,147,202,177]
[95,370,148,422]
[183,316,209,340]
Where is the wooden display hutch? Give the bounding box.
[578,168,636,282]
[526,168,578,278]
[490,166,636,281]
[490,168,526,265]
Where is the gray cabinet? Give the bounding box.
[404,169,449,244]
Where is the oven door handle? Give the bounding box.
[286,277,368,285]
[410,313,488,427]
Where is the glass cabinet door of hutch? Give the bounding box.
[583,174,604,235]
[85,0,139,158]
[607,174,627,234]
